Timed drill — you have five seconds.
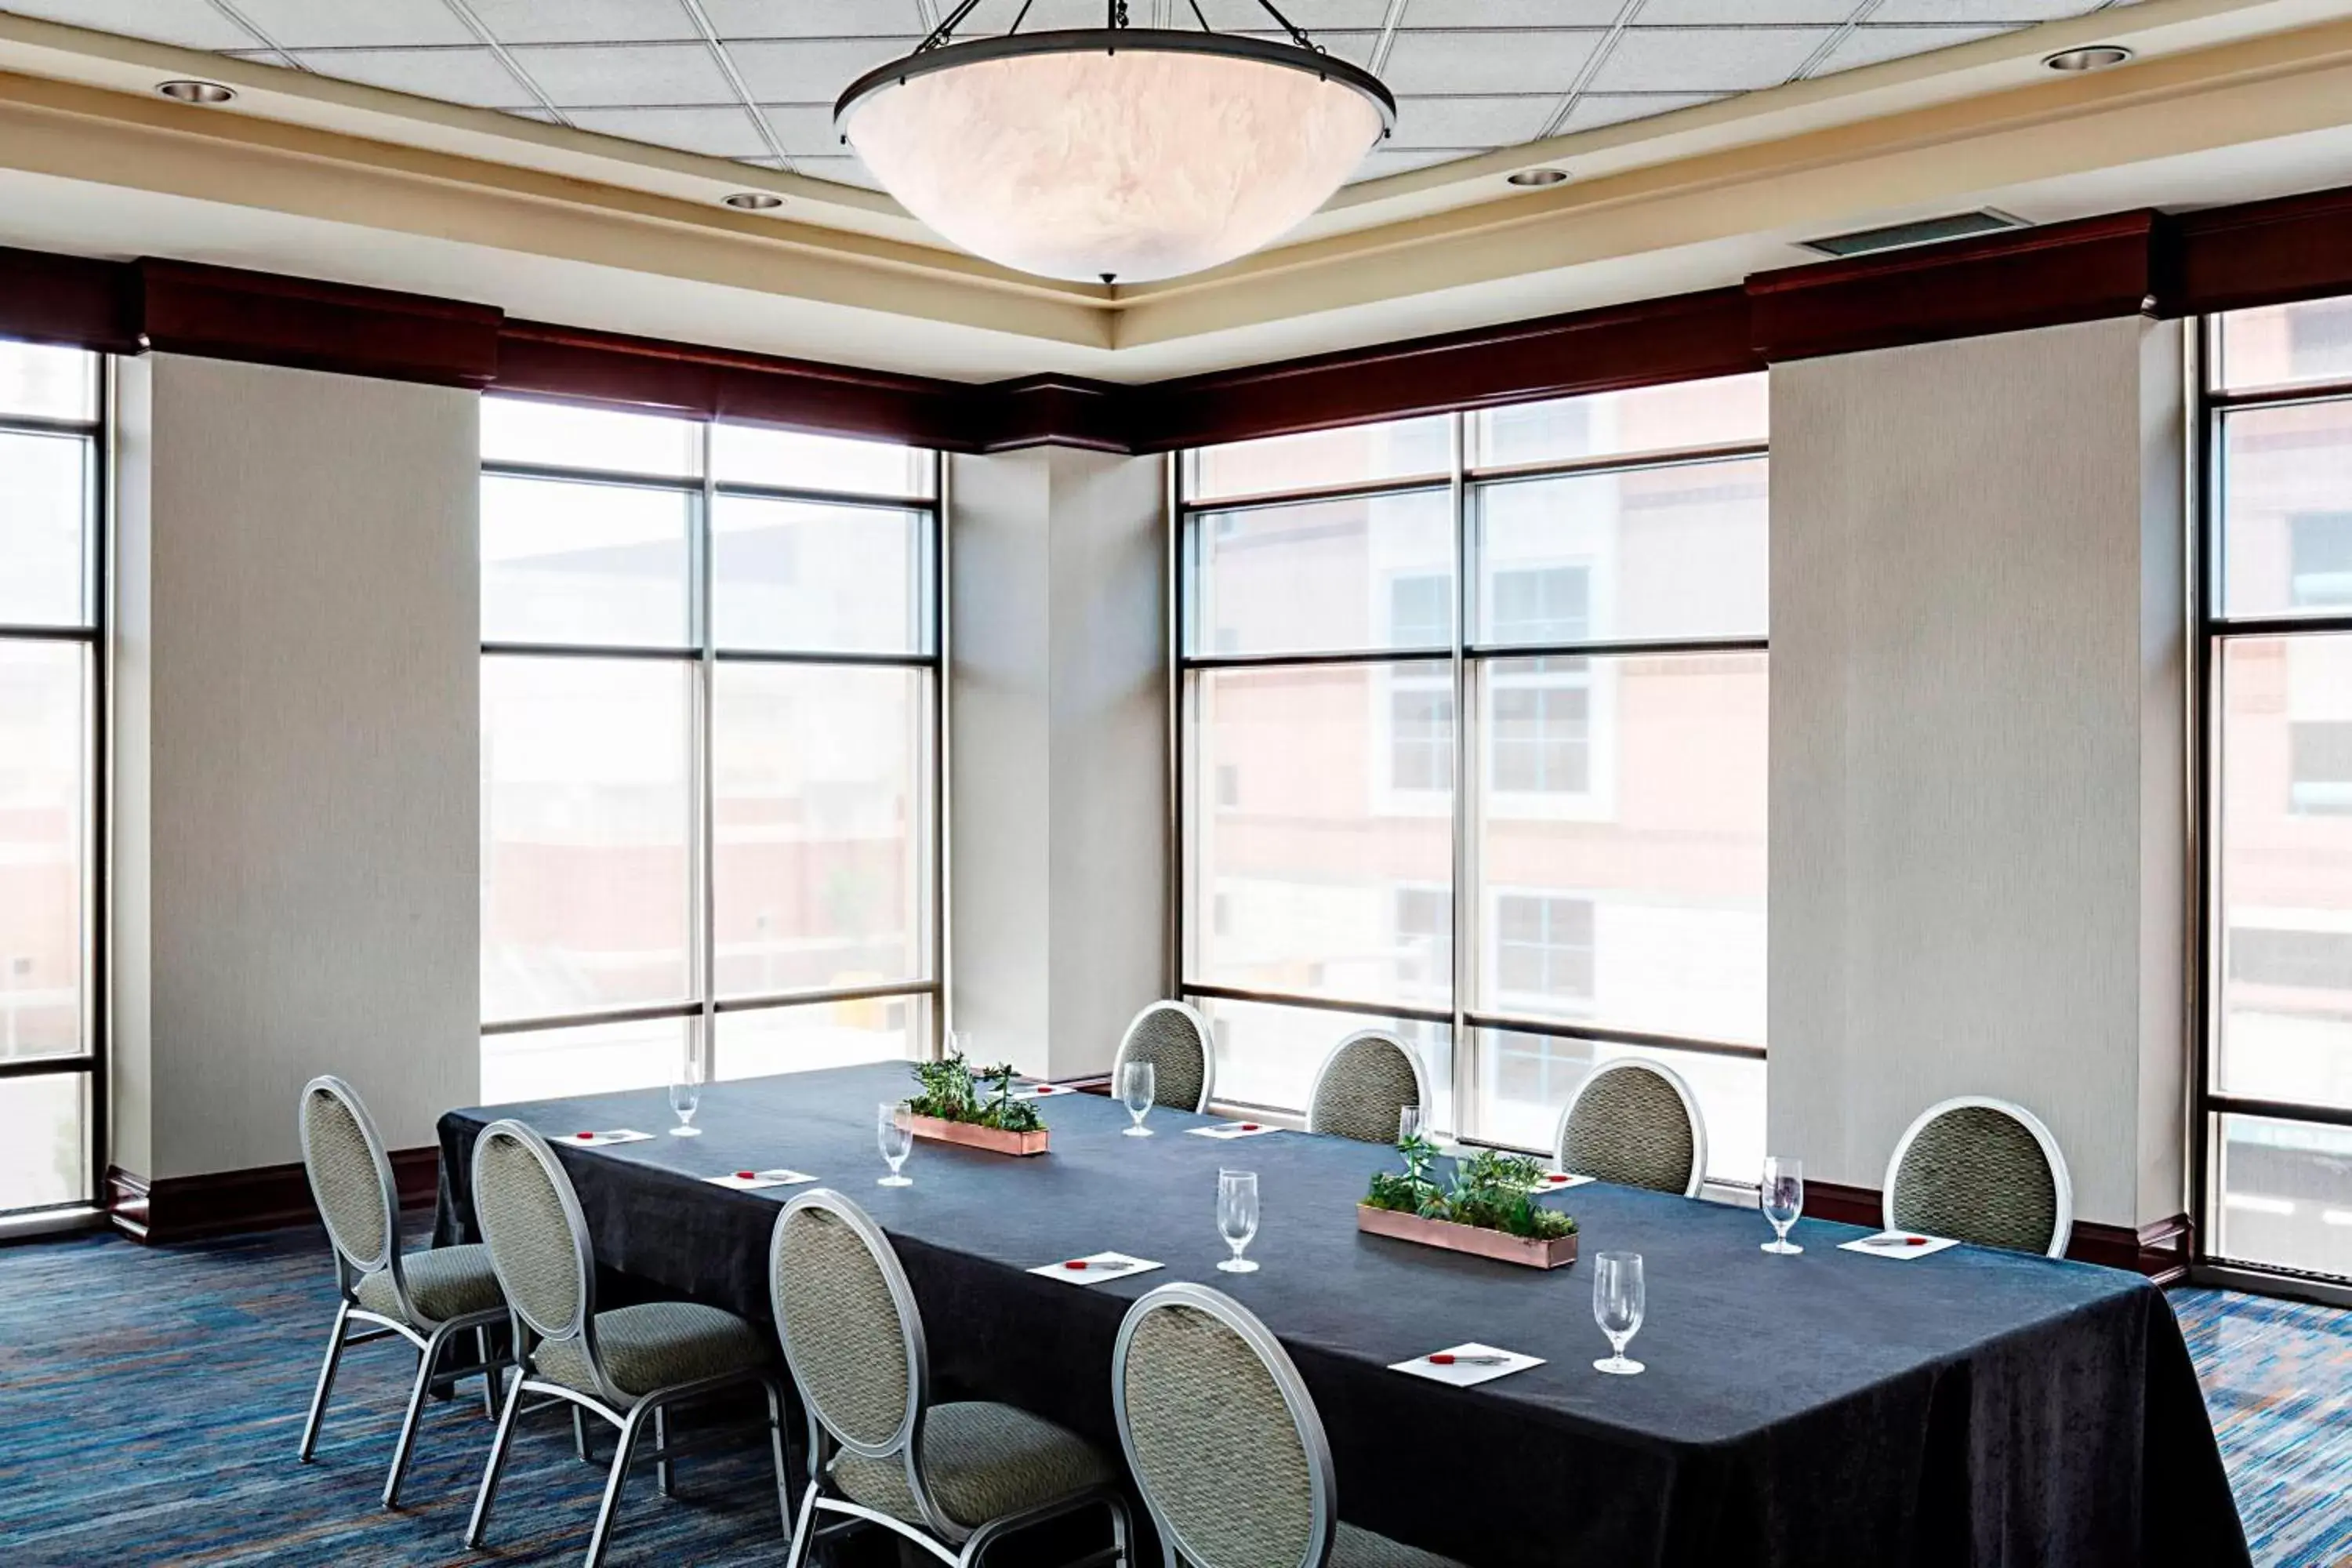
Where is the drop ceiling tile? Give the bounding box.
[1194,0,1392,27]
[1634,0,1857,20]
[467,0,699,45]
[1381,29,1605,96]
[293,46,528,107]
[233,0,476,49]
[1399,0,1637,24]
[0,0,260,49]
[1815,22,2010,74]
[757,102,841,155]
[1871,0,2099,19]
[1349,145,1487,182]
[1560,89,1725,131]
[507,41,736,106]
[727,35,925,101]
[795,154,884,191]
[1593,25,1837,91]
[569,104,771,156]
[703,0,926,36]
[1388,94,1557,150]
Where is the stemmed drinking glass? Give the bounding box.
[877,1101,914,1187]
[1120,1060,1156,1137]
[1592,1250,1646,1376]
[1397,1105,1425,1145]
[1216,1169,1260,1273]
[668,1050,703,1137]
[1761,1156,1804,1254]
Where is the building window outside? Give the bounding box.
[479,399,941,1102]
[1178,376,1768,1175]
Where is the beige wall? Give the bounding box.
[948,446,1167,1083]
[112,354,480,1178]
[1767,318,2187,1229]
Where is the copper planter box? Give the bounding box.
[1356,1204,1578,1269]
[906,1114,1049,1157]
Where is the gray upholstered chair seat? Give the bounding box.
[1334,1522,1468,1568]
[536,1301,770,1401]
[832,1401,1117,1530]
[354,1244,503,1326]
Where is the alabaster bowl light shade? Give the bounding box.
[840,34,1390,284]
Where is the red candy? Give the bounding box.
[736,1171,756,1180]
[1063,1260,1087,1270]
[1240,1123,1261,1131]
[575,1132,593,1140]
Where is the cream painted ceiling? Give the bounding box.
[0,0,2143,196]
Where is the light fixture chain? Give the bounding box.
[1251,0,1318,50]
[918,0,984,53]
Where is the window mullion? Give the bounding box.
[1449,409,1474,1141]
[692,421,717,1081]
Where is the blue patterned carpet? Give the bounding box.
[0,1228,2344,1565]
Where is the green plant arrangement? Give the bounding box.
[1364,1135,1577,1242]
[908,1051,1044,1134]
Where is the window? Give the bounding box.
[2204,300,2352,1284]
[1178,376,1767,1179]
[0,339,101,1215]
[481,400,939,1100]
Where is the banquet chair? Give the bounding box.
[1553,1058,1708,1196]
[1112,1283,1464,1568]
[464,1120,793,1568]
[295,1075,508,1508]
[769,1189,1131,1568]
[1305,1029,1430,1144]
[1112,1000,1216,1114]
[1882,1096,2074,1257]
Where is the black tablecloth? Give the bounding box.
[435,1063,2247,1568]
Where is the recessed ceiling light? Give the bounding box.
[723,191,784,211]
[2042,45,2132,73]
[157,78,235,105]
[1508,169,1569,188]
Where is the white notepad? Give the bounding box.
[1025,1250,1163,1286]
[562,1129,654,1148]
[1525,1171,1594,1192]
[1188,1120,1283,1141]
[703,1168,817,1191]
[1388,1342,1544,1388]
[1838,1231,1961,1260]
[1011,1083,1079,1100]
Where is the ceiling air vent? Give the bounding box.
[1797,209,2029,260]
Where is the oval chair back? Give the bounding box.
[1554,1058,1708,1197]
[1882,1096,2074,1258]
[768,1191,949,1535]
[1114,1283,1335,1568]
[1113,1000,1215,1115]
[1305,1029,1429,1145]
[299,1076,401,1288]
[470,1121,607,1396]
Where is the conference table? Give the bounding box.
[434,1062,2248,1568]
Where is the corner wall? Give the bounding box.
[1767,317,2187,1230]
[111,354,479,1180]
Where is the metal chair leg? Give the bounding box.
[784,1479,822,1568]
[297,1300,352,1462]
[574,1403,593,1464]
[476,1324,497,1419]
[654,1404,673,1499]
[1109,1496,1131,1568]
[764,1379,796,1543]
[583,1406,646,1568]
[383,1324,448,1508]
[463,1370,525,1550]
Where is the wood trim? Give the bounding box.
[0,245,138,354]
[1798,1179,2190,1284]
[964,376,1134,453]
[1131,287,1761,453]
[1746,210,2164,364]
[138,260,503,388]
[2172,184,2352,318]
[103,1150,441,1247]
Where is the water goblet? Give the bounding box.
[1216,1168,1260,1273]
[668,1051,703,1137]
[1761,1156,1804,1255]
[1120,1060,1156,1137]
[877,1101,914,1187]
[1592,1250,1646,1376]
[1397,1105,1425,1145]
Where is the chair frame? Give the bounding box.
[1551,1057,1709,1199]
[296,1075,509,1508]
[1304,1029,1432,1140]
[1111,1283,1338,1568]
[1882,1094,2075,1258]
[771,1189,1131,1568]
[464,1120,794,1568]
[1112,1000,1216,1114]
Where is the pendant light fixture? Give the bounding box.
[835,1,1396,285]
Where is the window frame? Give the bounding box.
[1172,395,1769,1155]
[0,344,107,1220]
[478,398,945,1094]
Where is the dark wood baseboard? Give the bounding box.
[104,1149,441,1247]
[1802,1179,2191,1284]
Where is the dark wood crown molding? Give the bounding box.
[139,260,504,387]
[0,243,140,354]
[2171,184,2352,318]
[105,1150,440,1247]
